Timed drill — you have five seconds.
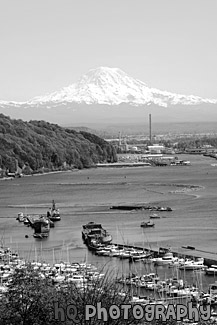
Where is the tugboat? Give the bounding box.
[33,216,50,238]
[47,200,61,221]
[82,222,112,245]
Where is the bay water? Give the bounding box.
[0,154,217,291]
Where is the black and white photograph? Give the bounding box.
[0,1,217,324]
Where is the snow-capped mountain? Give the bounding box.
[1,67,217,125]
[26,67,217,107]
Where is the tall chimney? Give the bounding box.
[149,114,152,143]
[118,131,121,146]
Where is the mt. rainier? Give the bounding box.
[1,67,217,125]
[27,67,216,107]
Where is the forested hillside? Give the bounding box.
[0,114,117,175]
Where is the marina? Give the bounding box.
[2,241,217,322]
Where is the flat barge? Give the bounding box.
[110,205,172,211]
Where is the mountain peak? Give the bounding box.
[77,66,146,90]
[28,66,150,106]
[77,66,129,87]
[2,66,217,107]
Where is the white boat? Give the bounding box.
[205,265,217,275]
[67,274,87,283]
[149,213,160,219]
[95,247,111,256]
[109,247,123,257]
[130,296,150,305]
[136,273,160,288]
[178,257,207,270]
[154,252,178,266]
[168,287,199,297]
[129,251,152,262]
[119,250,134,259]
[168,257,185,267]
[145,282,160,290]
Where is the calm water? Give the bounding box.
[0,154,217,291]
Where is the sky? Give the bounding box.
[0,0,217,101]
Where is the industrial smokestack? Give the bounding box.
[149,114,152,143]
[118,131,122,146]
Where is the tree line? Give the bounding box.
[0,114,117,175]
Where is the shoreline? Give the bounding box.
[0,168,80,181]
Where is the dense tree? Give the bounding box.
[0,114,117,174]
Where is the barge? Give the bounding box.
[82,222,112,245]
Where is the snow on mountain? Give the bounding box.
[0,67,217,110]
[25,67,217,107]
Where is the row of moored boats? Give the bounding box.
[0,246,105,298]
[81,222,217,275]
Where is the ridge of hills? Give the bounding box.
[0,114,117,174]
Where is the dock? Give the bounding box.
[92,241,217,267]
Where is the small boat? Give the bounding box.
[149,214,160,219]
[47,200,61,221]
[119,250,135,259]
[154,252,178,266]
[178,257,207,270]
[16,212,25,222]
[158,206,172,211]
[205,265,217,275]
[140,220,155,228]
[129,251,152,262]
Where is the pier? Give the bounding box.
[87,240,217,267]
